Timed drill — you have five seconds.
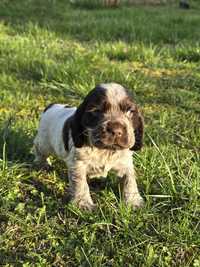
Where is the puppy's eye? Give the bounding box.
[126,108,135,116]
[87,110,101,117]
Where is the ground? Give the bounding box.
[0,0,200,266]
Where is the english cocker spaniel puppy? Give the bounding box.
[34,83,144,210]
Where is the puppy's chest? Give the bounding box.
[88,160,111,178]
[77,148,121,178]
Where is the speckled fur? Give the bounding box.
[33,83,144,210]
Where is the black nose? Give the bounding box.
[106,121,123,138]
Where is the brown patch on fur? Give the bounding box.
[119,96,137,112]
[70,85,108,148]
[131,111,144,151]
[62,117,72,151]
[119,96,144,151]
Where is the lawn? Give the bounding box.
[0,0,200,266]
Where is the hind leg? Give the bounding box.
[33,136,52,170]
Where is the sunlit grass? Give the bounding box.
[0,0,200,266]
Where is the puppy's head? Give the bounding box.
[71,83,144,150]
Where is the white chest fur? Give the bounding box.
[68,146,133,178]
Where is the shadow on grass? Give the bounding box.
[18,171,121,223]
[0,119,35,164]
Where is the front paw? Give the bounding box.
[125,194,144,209]
[72,198,96,211]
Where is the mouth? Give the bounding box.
[90,127,130,150]
[93,140,128,150]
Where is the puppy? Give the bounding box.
[33,83,144,210]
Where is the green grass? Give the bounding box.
[0,0,200,266]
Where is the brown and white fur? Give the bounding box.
[33,83,144,211]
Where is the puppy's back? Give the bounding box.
[36,104,76,155]
[42,104,75,123]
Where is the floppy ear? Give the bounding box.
[70,101,87,148]
[70,85,106,148]
[131,112,144,151]
[70,88,97,148]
